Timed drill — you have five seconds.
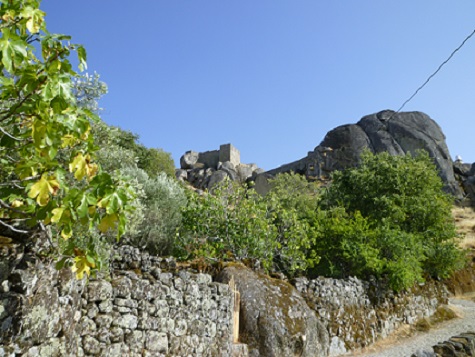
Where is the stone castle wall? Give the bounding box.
[192,144,241,171]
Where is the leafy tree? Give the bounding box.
[315,150,465,291]
[137,147,175,178]
[72,72,108,113]
[265,172,321,273]
[178,180,277,269]
[0,0,134,279]
[178,177,320,275]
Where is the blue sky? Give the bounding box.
[42,1,475,170]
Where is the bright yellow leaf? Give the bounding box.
[61,226,73,240]
[28,174,60,206]
[69,153,87,180]
[88,162,98,178]
[69,153,98,181]
[21,6,45,34]
[71,255,95,280]
[11,200,23,208]
[61,134,78,148]
[51,207,65,223]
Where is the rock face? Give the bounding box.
[217,265,330,357]
[264,110,463,197]
[453,159,475,206]
[177,144,262,191]
[424,332,475,357]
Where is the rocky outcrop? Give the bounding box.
[432,332,475,357]
[453,159,475,206]
[263,110,463,197]
[217,265,329,357]
[177,144,263,191]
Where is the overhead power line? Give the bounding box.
[396,27,475,113]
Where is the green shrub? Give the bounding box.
[137,147,176,178]
[315,150,465,291]
[265,173,321,273]
[177,178,319,275]
[123,168,187,255]
[178,180,277,269]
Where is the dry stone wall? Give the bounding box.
[0,245,237,357]
[0,243,452,357]
[294,276,449,356]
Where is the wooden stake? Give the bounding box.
[229,276,240,343]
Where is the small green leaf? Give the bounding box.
[77,45,87,71]
[50,95,68,114]
[77,194,89,218]
[55,257,68,270]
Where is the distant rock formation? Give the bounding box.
[453,159,475,206]
[176,143,263,191]
[260,110,463,198]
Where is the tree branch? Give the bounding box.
[0,125,22,141]
[0,219,30,234]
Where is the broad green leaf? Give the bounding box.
[98,213,118,233]
[32,120,47,147]
[55,257,68,270]
[21,6,45,34]
[50,95,68,114]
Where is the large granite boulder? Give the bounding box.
[453,160,475,206]
[180,150,200,169]
[265,110,462,197]
[217,264,329,357]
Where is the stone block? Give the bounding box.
[145,331,168,353]
[87,281,112,302]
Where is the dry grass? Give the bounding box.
[452,206,475,250]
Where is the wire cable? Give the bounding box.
[395,27,475,113]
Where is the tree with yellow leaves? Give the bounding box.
[0,0,134,279]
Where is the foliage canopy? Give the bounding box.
[315,150,464,290]
[0,0,134,278]
[176,151,465,291]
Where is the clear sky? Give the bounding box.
[42,1,475,170]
